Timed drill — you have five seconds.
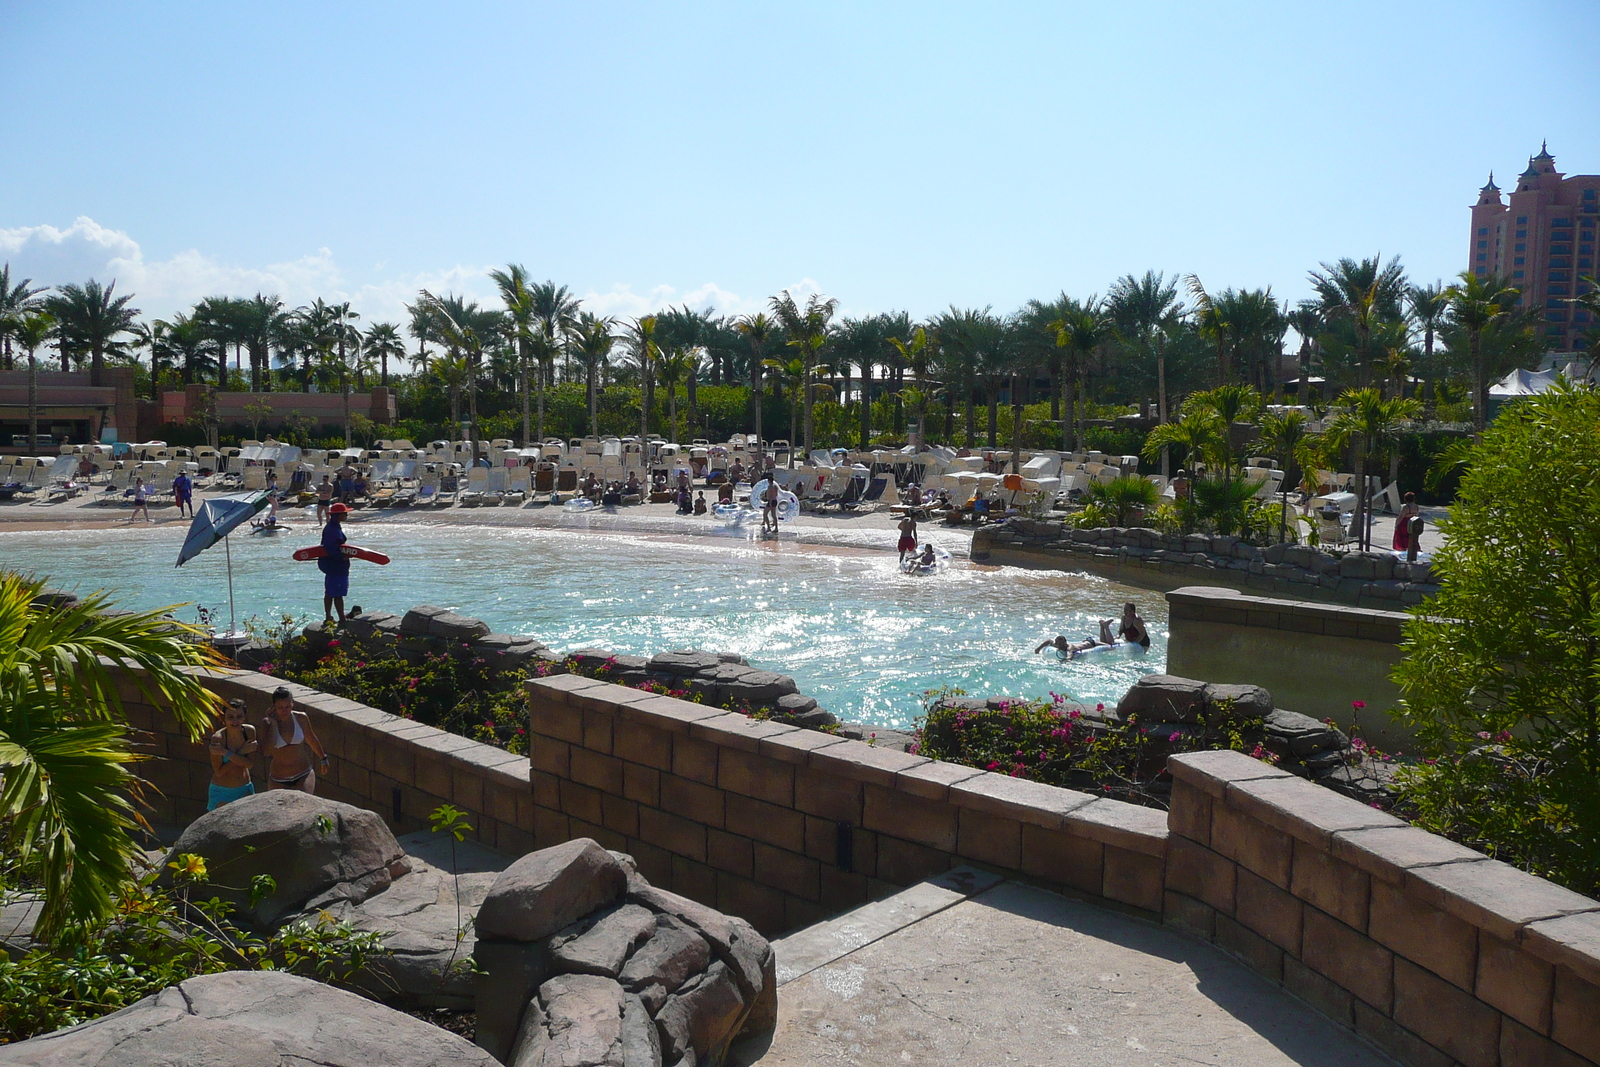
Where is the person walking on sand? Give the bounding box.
[129,477,152,523]
[263,686,328,794]
[172,470,194,518]
[762,478,779,534]
[897,513,918,562]
[316,474,334,524]
[207,698,259,810]
[318,502,352,624]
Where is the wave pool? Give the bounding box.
[2,522,1166,730]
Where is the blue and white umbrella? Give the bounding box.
[176,491,270,639]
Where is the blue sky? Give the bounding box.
[2,0,1597,329]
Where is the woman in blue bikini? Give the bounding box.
[206,699,259,810]
[263,686,329,794]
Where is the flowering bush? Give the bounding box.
[913,689,1271,808]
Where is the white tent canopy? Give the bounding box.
[1490,367,1560,398]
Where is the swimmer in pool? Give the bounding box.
[1034,619,1117,657]
[1117,602,1152,649]
[918,543,936,567]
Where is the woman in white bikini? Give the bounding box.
[263,686,329,793]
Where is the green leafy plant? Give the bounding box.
[0,849,387,1043]
[1392,384,1600,895]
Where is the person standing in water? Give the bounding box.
[897,513,918,562]
[263,686,329,793]
[319,502,352,624]
[1117,602,1151,649]
[206,698,258,810]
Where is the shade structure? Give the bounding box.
[176,492,269,567]
[175,491,269,641]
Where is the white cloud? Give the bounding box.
[0,217,833,327]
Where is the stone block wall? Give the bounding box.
[522,675,1170,936]
[1164,750,1600,1067]
[115,665,537,855]
[972,521,1439,608]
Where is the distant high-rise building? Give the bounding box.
[1469,143,1598,353]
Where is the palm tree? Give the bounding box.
[44,280,140,386]
[1570,275,1600,364]
[1257,409,1318,542]
[762,355,830,464]
[1408,283,1448,390]
[656,347,692,442]
[1049,305,1105,452]
[887,326,934,447]
[406,299,439,376]
[490,265,539,445]
[624,316,660,442]
[363,322,405,389]
[232,294,286,392]
[1444,270,1519,432]
[569,313,617,434]
[1187,383,1263,477]
[1085,474,1160,527]
[735,312,773,442]
[0,572,225,941]
[1185,275,1233,386]
[768,291,838,460]
[1285,302,1322,398]
[0,264,48,372]
[417,291,496,449]
[1325,387,1422,549]
[16,312,54,447]
[530,281,581,437]
[1107,272,1183,464]
[1309,256,1409,387]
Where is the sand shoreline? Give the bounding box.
[0,492,978,558]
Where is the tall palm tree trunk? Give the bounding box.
[537,361,549,442]
[859,364,872,450]
[749,358,762,442]
[339,337,352,446]
[520,340,532,446]
[587,361,599,436]
[27,346,39,446]
[1470,333,1486,432]
[986,385,999,448]
[1156,336,1171,476]
[789,383,799,467]
[801,354,815,460]
[1010,374,1024,474]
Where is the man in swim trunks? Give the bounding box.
[207,698,259,810]
[897,514,918,562]
[762,479,779,533]
[263,686,329,794]
[316,474,334,524]
[319,502,352,624]
[1035,619,1117,658]
[1117,602,1151,648]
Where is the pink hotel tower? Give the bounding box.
[1469,143,1598,354]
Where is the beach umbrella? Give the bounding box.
[176,491,269,640]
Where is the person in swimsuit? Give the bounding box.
[129,477,152,523]
[762,479,779,533]
[1117,602,1152,649]
[897,514,918,562]
[207,698,259,810]
[1035,619,1118,658]
[263,686,328,794]
[316,475,334,524]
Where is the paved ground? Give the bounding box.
[740,870,1394,1067]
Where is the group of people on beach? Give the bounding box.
[1034,603,1151,659]
[204,686,330,811]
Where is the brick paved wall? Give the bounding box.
[1165,750,1600,1067]
[114,665,535,854]
[524,674,1170,936]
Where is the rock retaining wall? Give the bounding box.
[972,521,1441,608]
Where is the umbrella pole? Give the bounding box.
[225,533,238,638]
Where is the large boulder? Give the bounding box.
[1200,683,1274,721]
[1116,675,1209,724]
[474,842,776,1066]
[0,970,495,1067]
[647,650,722,677]
[478,839,628,943]
[161,791,408,929]
[317,855,500,1008]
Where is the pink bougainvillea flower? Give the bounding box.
[1169,731,1181,742]
[1351,700,1366,710]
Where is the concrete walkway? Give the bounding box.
[741,869,1394,1067]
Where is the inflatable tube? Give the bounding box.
[712,503,755,525]
[292,544,391,565]
[901,547,952,575]
[563,497,599,512]
[1056,640,1145,660]
[250,522,291,535]
[749,480,800,523]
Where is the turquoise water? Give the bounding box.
[2,522,1165,730]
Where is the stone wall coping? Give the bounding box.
[1168,585,1414,628]
[528,676,1168,854]
[1170,746,1600,997]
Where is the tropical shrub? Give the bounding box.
[1392,384,1600,895]
[0,847,387,1043]
[0,573,225,941]
[912,690,1271,807]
